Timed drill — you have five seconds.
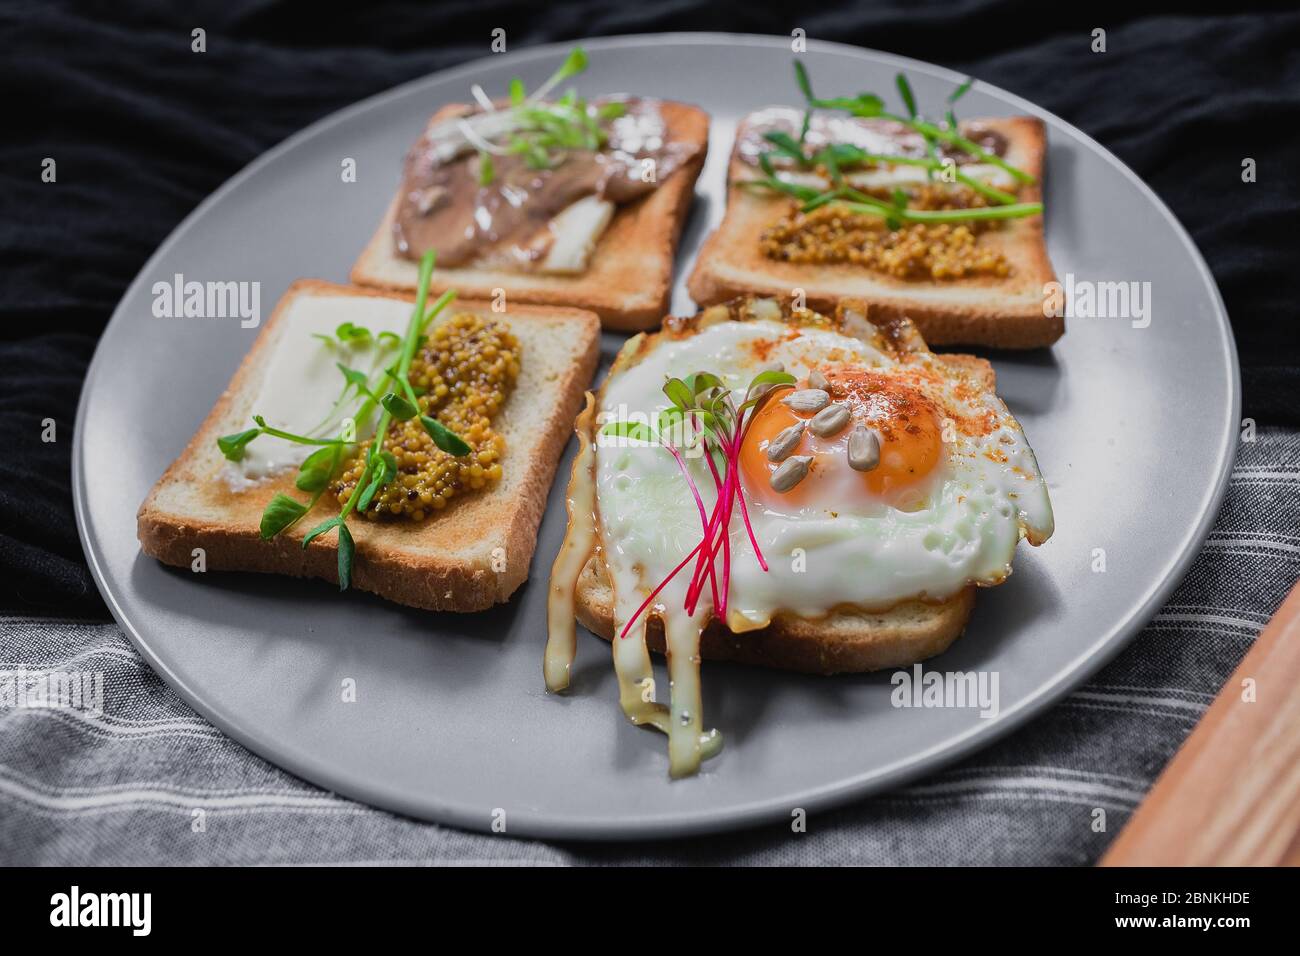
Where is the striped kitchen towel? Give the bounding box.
[1,427,1295,866]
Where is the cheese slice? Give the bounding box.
[539,195,616,274]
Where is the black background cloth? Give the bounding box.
[2,1,1297,615]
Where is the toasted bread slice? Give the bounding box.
[571,298,999,675]
[351,100,710,332]
[576,556,975,675]
[138,279,600,611]
[687,115,1061,349]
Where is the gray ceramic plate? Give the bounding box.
[73,34,1238,839]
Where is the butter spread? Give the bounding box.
[228,295,410,487]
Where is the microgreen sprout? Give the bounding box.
[451,46,624,175]
[311,322,402,349]
[791,62,1033,185]
[215,249,469,591]
[601,366,797,634]
[895,73,942,174]
[745,63,1039,227]
[946,76,974,132]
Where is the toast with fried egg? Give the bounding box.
[574,557,977,675]
[545,296,1054,776]
[569,303,1000,673]
[138,280,600,611]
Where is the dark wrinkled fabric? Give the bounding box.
[2,1,1297,613]
[0,2,1296,863]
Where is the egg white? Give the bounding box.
[594,319,1054,631]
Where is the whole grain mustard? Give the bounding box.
[335,312,520,520]
[761,184,1013,281]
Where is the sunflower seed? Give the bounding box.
[780,388,830,413]
[770,455,812,492]
[809,403,850,437]
[765,420,805,462]
[848,426,881,472]
[808,368,829,391]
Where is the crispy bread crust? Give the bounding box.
[569,298,993,674]
[351,100,710,331]
[137,279,600,611]
[687,116,1062,349]
[576,555,976,675]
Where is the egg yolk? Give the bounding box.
[740,367,945,510]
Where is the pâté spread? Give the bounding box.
[394,97,699,273]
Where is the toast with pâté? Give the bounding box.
[352,100,709,332]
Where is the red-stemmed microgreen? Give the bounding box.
[600,367,795,636]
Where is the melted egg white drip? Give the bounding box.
[544,395,598,693]
[544,394,723,777]
[594,320,1054,637]
[608,564,723,777]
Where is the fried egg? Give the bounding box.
[545,303,1054,777]
[594,315,1054,630]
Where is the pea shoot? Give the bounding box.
[216,249,469,591]
[742,62,1042,227]
[455,46,626,180]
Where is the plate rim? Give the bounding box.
[72,32,1241,840]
